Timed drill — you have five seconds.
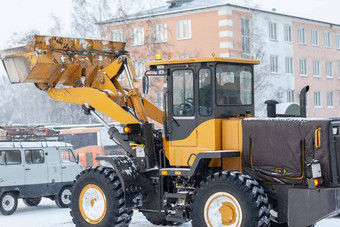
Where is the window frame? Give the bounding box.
[285,57,293,75]
[270,55,279,74]
[311,29,319,46]
[131,26,145,46]
[110,29,123,42]
[284,24,292,43]
[176,19,192,40]
[269,22,277,41]
[172,69,195,116]
[25,149,45,164]
[153,23,168,43]
[324,31,331,48]
[299,59,307,76]
[298,27,306,44]
[313,60,320,77]
[314,91,322,108]
[327,91,334,108]
[326,61,333,78]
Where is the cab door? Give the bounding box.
[169,67,197,147]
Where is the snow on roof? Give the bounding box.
[0,141,73,148]
[99,0,340,27]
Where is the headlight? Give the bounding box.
[333,126,338,135]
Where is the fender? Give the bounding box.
[96,155,142,208]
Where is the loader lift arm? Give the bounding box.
[0,35,163,126]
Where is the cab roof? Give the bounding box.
[148,56,260,66]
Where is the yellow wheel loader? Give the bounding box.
[2,35,340,227]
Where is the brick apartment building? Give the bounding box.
[99,0,340,117]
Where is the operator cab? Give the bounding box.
[145,57,259,167]
[147,57,258,135]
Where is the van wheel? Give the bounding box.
[0,192,18,215]
[23,197,42,206]
[55,186,72,208]
[70,166,133,226]
[191,171,270,227]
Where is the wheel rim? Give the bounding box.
[79,184,107,224]
[204,192,242,227]
[2,195,15,211]
[61,188,71,205]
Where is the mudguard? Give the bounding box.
[96,155,142,207]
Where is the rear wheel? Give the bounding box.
[142,212,176,226]
[70,166,133,226]
[0,192,18,215]
[55,186,72,208]
[191,171,270,227]
[23,197,42,207]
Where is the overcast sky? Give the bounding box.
[0,0,339,47]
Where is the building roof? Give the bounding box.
[98,0,340,27]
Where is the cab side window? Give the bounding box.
[61,149,76,163]
[0,150,21,165]
[25,150,45,164]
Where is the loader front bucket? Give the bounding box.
[0,35,126,87]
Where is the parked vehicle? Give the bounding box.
[0,141,84,215]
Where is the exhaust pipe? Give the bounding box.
[265,100,279,118]
[300,86,309,118]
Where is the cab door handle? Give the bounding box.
[25,168,31,170]
[62,166,66,169]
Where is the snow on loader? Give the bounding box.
[2,35,340,227]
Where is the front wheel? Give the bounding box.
[70,166,133,226]
[0,192,18,215]
[55,186,72,208]
[191,171,270,227]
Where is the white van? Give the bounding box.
[0,141,84,215]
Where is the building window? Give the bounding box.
[131,27,144,46]
[299,59,307,76]
[270,55,278,73]
[324,31,331,48]
[337,34,340,49]
[178,54,192,59]
[284,24,292,42]
[241,18,250,58]
[132,60,146,79]
[176,19,191,40]
[327,91,334,108]
[313,60,320,77]
[298,27,306,44]
[154,23,167,43]
[269,22,277,40]
[314,91,322,107]
[326,61,333,78]
[311,29,319,46]
[285,57,293,75]
[110,29,123,42]
[287,90,295,102]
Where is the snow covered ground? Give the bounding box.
[1,198,340,227]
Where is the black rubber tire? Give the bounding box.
[23,197,42,207]
[0,192,18,215]
[142,212,176,226]
[191,171,270,227]
[70,166,133,227]
[55,186,72,208]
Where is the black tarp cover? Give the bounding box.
[242,118,332,185]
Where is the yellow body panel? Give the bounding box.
[221,118,243,171]
[164,118,242,168]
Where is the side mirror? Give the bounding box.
[142,75,149,94]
